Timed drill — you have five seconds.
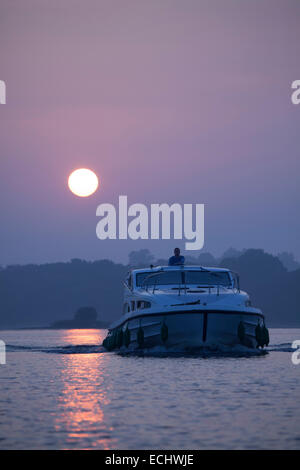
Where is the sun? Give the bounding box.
[68,168,99,197]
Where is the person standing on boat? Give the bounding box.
[168,248,185,266]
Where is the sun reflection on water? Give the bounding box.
[54,329,116,449]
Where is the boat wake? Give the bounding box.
[266,342,296,353]
[117,343,268,358]
[6,341,294,356]
[118,340,298,357]
[6,344,107,354]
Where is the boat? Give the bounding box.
[102,265,269,351]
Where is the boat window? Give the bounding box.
[137,301,151,309]
[136,271,182,287]
[131,301,135,311]
[136,270,232,287]
[185,271,231,287]
[123,302,130,314]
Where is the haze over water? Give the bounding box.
[0,328,299,449]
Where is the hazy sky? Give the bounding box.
[0,0,299,265]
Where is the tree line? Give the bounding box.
[0,248,299,328]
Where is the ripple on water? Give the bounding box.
[0,328,299,449]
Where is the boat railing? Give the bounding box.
[123,280,133,292]
[137,269,241,295]
[230,271,241,293]
[141,271,167,294]
[140,271,188,295]
[140,272,229,296]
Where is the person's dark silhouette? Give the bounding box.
[168,248,185,266]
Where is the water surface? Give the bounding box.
[0,328,299,449]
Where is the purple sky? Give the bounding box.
[0,0,299,265]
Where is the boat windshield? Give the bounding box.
[185,271,231,287]
[136,270,232,288]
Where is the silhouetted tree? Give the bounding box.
[155,258,168,266]
[128,249,154,267]
[277,252,300,271]
[74,307,97,324]
[221,247,244,260]
[220,249,286,278]
[196,252,218,266]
